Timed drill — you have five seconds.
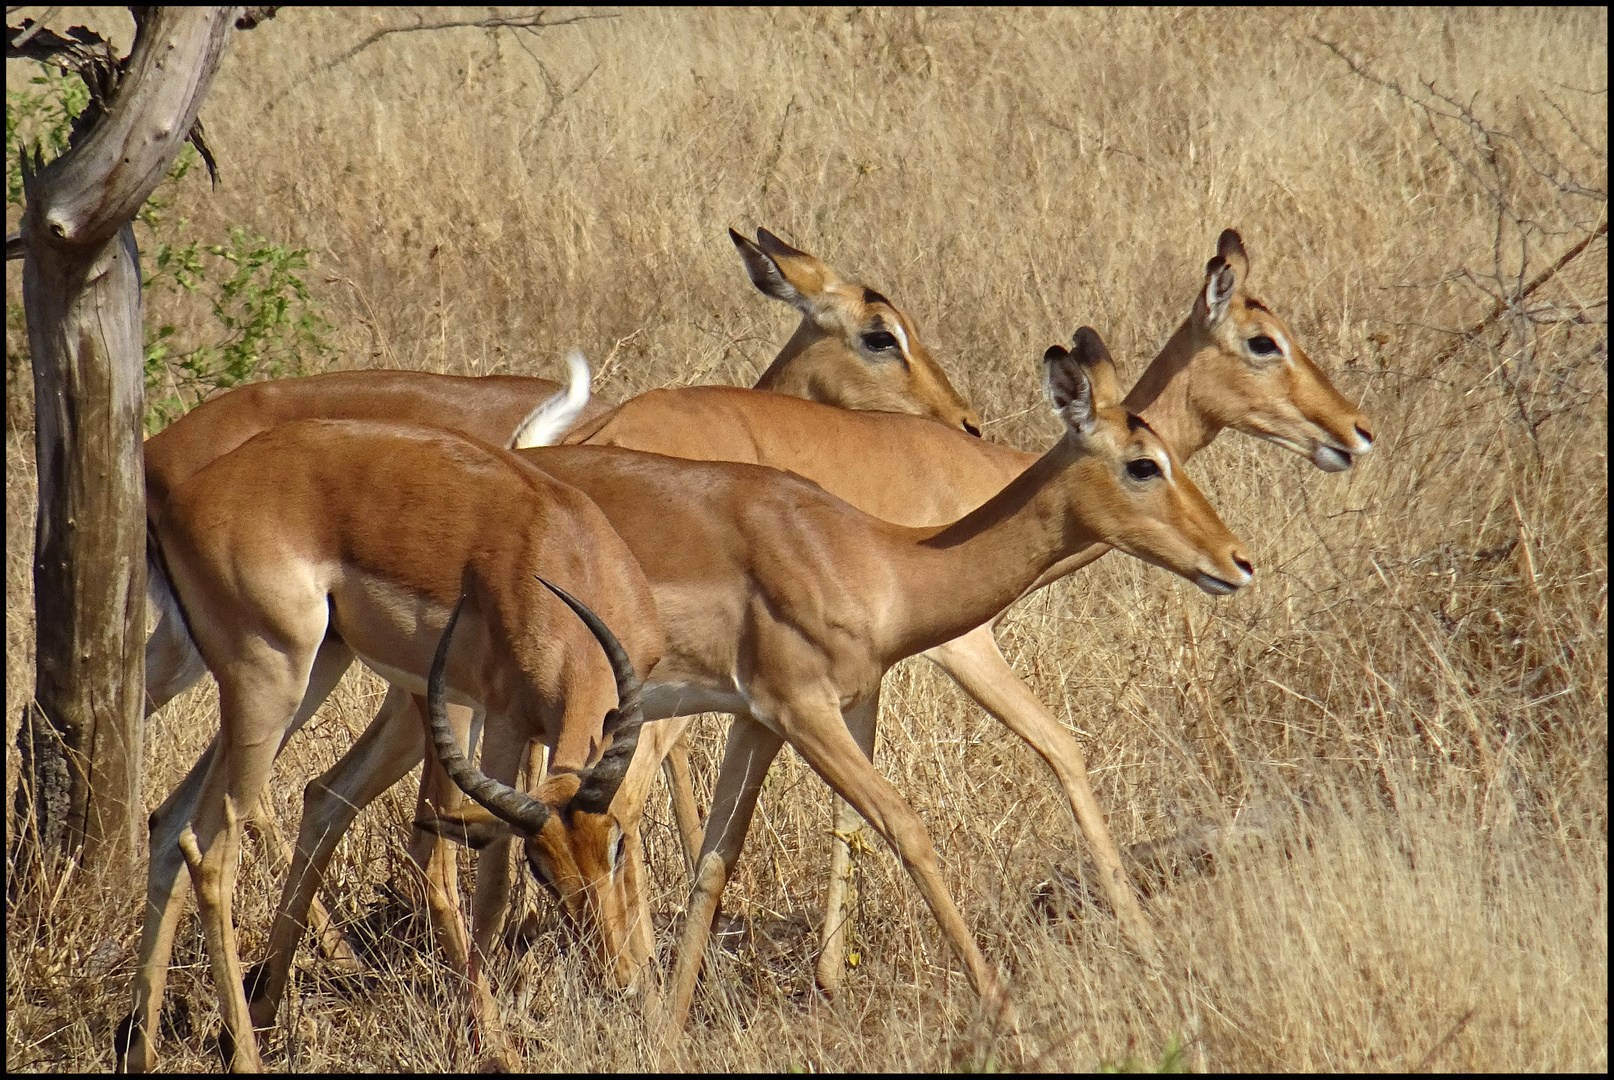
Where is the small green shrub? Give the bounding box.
[138,206,332,433]
[4,63,88,206]
[5,60,331,434]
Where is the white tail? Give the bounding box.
[510,351,592,449]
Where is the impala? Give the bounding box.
[142,227,974,724]
[246,331,1253,1049]
[117,419,663,1073]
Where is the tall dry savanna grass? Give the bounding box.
[6,6,1606,1072]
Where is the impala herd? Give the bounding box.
[112,226,1372,1072]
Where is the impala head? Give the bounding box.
[731,226,983,436]
[417,585,648,990]
[1174,229,1374,471]
[1049,328,1253,596]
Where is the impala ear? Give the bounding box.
[1044,345,1097,434]
[416,803,513,849]
[1217,228,1250,281]
[732,227,803,307]
[754,226,812,261]
[731,226,834,312]
[1069,326,1123,409]
[1195,255,1238,329]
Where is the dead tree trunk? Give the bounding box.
[14,7,242,873]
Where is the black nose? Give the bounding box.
[1234,555,1254,577]
[1355,423,1374,446]
[963,420,982,438]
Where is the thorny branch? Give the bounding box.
[513,32,600,154]
[5,9,279,192]
[1313,35,1607,459]
[760,95,797,197]
[263,7,619,111]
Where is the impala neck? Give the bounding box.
[886,442,1094,660]
[1121,318,1221,461]
[750,319,819,395]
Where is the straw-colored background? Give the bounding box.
[7,7,1606,1071]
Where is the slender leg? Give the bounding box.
[408,699,484,978]
[119,637,353,1073]
[662,733,705,875]
[776,687,1017,1032]
[246,793,363,975]
[926,626,1158,957]
[118,738,216,1073]
[186,653,320,1074]
[654,715,784,1065]
[462,716,527,1071]
[249,685,429,1029]
[816,693,879,993]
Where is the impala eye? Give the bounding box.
[1126,458,1162,481]
[861,331,900,352]
[1247,335,1281,356]
[527,853,562,898]
[611,832,626,868]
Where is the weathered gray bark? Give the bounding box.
[17,7,241,871]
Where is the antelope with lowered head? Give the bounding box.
[118,418,662,1073]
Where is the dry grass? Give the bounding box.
[6,6,1606,1072]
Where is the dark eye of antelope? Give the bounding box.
[1246,335,1282,357]
[527,851,562,899]
[1126,458,1162,482]
[861,331,900,352]
[611,832,626,869]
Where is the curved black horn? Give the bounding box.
[535,576,643,732]
[427,595,552,833]
[535,576,647,815]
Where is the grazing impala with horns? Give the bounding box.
[116,419,662,1073]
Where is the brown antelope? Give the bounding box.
[137,356,600,976]
[241,331,1253,1049]
[739,227,981,433]
[116,419,663,1073]
[141,228,975,806]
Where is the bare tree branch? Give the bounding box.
[262,7,619,112]
[1314,31,1607,459]
[7,5,58,48]
[514,35,600,155]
